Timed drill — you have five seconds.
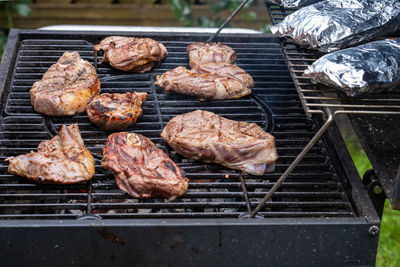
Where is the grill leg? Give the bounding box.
[363,169,386,219]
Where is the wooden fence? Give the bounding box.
[1,0,270,30]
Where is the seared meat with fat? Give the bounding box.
[86,92,147,131]
[30,51,100,116]
[187,42,237,68]
[161,110,278,176]
[6,124,95,184]
[102,132,188,200]
[155,66,251,101]
[191,61,254,88]
[94,36,168,73]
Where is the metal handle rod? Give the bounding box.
[207,0,252,42]
[238,172,252,212]
[250,111,335,217]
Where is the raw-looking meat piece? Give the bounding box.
[187,42,237,68]
[161,110,278,176]
[6,124,95,184]
[102,132,189,200]
[94,36,168,73]
[86,92,147,131]
[191,61,254,88]
[155,66,251,101]
[30,51,100,116]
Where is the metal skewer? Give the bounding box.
[207,0,252,42]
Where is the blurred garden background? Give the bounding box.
[1,1,399,266]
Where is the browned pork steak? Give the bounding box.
[94,36,168,73]
[30,51,100,116]
[6,124,95,184]
[102,132,189,200]
[155,66,251,101]
[187,42,237,68]
[161,110,278,176]
[86,92,147,131]
[191,61,254,88]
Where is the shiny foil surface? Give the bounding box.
[271,0,400,52]
[265,0,322,8]
[304,39,400,97]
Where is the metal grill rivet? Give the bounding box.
[373,186,383,195]
[368,226,379,237]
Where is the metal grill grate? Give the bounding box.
[266,3,400,118]
[0,32,357,219]
[281,41,400,119]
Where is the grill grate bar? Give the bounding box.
[0,211,355,219]
[85,201,351,209]
[0,214,81,219]
[89,192,345,199]
[238,172,252,213]
[0,203,88,209]
[89,181,341,189]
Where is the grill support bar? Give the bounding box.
[207,0,251,42]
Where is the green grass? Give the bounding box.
[345,135,400,267]
[0,31,7,60]
[376,200,400,267]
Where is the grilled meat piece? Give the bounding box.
[94,36,168,73]
[6,124,95,184]
[30,51,100,116]
[191,61,254,88]
[102,132,189,200]
[161,110,278,176]
[155,66,251,101]
[86,92,147,131]
[187,42,237,68]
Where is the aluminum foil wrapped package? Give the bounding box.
[265,0,323,8]
[304,39,400,97]
[271,0,400,52]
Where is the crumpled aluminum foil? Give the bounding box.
[304,39,400,97]
[271,0,400,52]
[265,0,322,8]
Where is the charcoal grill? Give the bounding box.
[265,3,400,214]
[0,29,380,266]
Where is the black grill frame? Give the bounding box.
[0,29,380,266]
